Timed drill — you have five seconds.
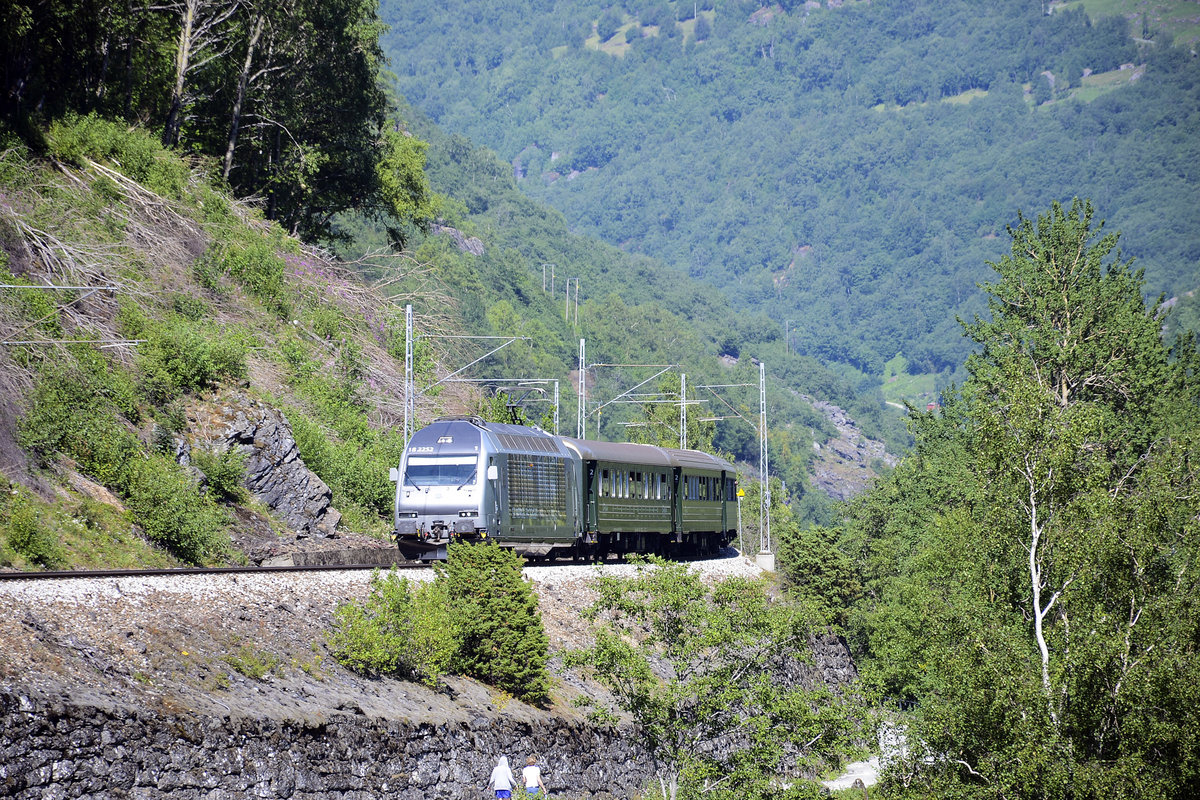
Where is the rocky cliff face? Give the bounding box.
[189,393,342,538]
[804,396,898,501]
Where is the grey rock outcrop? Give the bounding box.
[804,396,898,502]
[431,223,484,256]
[210,395,341,537]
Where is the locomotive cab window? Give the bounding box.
[404,456,478,487]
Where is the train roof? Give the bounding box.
[428,417,568,456]
[418,419,734,471]
[561,437,733,472]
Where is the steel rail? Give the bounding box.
[0,561,427,581]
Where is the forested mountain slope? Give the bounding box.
[380,0,1200,386]
[337,100,907,520]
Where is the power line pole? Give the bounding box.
[404,304,414,447]
[577,338,586,439]
[759,360,771,559]
[680,373,687,449]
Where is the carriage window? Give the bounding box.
[601,469,610,498]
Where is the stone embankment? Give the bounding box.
[1,690,648,800]
[0,555,859,799]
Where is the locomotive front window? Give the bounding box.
[404,457,478,487]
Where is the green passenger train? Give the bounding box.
[391,417,738,561]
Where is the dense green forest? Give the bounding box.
[782,199,1200,797]
[379,0,1200,386]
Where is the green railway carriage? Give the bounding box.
[560,438,736,559]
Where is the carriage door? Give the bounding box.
[586,462,599,534]
[671,466,683,534]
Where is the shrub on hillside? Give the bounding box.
[45,113,189,199]
[287,401,400,519]
[135,314,247,403]
[1,487,65,568]
[438,543,551,705]
[19,354,139,471]
[328,547,551,703]
[191,447,249,504]
[122,453,231,564]
[328,569,457,685]
[217,236,292,317]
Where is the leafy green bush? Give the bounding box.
[1,487,65,568]
[122,453,231,565]
[219,237,290,316]
[307,304,345,339]
[135,314,247,402]
[171,293,209,321]
[338,433,405,516]
[222,644,281,680]
[18,354,139,472]
[329,551,550,700]
[68,413,141,487]
[328,569,456,685]
[288,407,401,521]
[45,113,189,198]
[438,543,551,704]
[191,447,248,504]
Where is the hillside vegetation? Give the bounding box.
[380,0,1200,392]
[0,34,891,574]
[0,118,439,567]
[814,199,1200,798]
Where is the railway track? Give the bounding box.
[0,561,429,581]
[0,546,748,583]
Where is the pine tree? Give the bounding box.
[437,543,551,705]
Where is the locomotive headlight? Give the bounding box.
[399,512,418,519]
[458,510,479,517]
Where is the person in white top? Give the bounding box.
[488,756,516,799]
[522,755,547,797]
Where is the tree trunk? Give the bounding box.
[223,13,264,180]
[163,0,197,147]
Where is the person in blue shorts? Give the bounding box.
[522,755,547,797]
[489,756,516,799]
